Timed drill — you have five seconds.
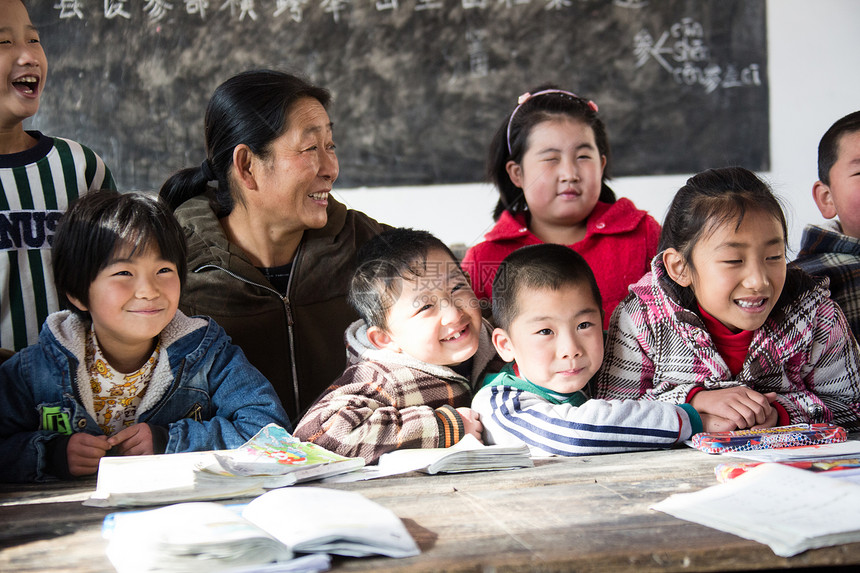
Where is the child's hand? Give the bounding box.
[751,394,780,429]
[689,387,774,430]
[108,423,156,456]
[699,414,738,433]
[457,407,484,443]
[66,433,110,477]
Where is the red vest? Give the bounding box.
[462,198,661,329]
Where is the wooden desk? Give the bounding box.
[2,446,859,572]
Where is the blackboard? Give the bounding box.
[27,0,768,190]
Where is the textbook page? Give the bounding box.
[84,451,266,508]
[84,425,364,507]
[322,434,533,483]
[104,502,294,573]
[103,487,418,571]
[379,434,531,474]
[651,463,860,557]
[241,487,420,558]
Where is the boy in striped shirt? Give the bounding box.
[472,244,706,457]
[1,0,115,354]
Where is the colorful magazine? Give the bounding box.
[690,423,846,454]
[201,424,365,485]
[715,457,860,483]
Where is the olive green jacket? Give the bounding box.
[174,193,386,423]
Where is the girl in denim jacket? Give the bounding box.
[0,190,289,482]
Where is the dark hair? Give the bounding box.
[348,228,462,330]
[818,110,860,185]
[159,69,331,216]
[489,84,615,221]
[52,190,188,319]
[491,244,602,331]
[658,166,814,311]
[659,167,787,262]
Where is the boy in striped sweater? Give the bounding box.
[472,244,706,457]
[1,0,115,355]
[294,228,498,464]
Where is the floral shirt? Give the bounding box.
[86,327,159,436]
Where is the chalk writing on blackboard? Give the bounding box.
[634,18,762,94]
[30,0,768,190]
[47,0,731,23]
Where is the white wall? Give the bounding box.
[333,0,860,256]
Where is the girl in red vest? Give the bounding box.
[462,87,660,328]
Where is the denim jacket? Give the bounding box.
[0,310,290,482]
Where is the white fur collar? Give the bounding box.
[46,310,207,420]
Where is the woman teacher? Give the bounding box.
[160,70,386,423]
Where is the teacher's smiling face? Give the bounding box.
[248,96,339,232]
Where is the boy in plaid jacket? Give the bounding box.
[293,229,499,464]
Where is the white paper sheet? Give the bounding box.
[652,463,860,557]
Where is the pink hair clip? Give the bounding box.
[506,89,599,155]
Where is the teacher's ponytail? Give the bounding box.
[159,155,234,217]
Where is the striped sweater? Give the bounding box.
[1,132,115,350]
[472,363,700,457]
[292,318,500,464]
[596,257,860,430]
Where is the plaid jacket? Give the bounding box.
[795,222,860,342]
[293,319,499,464]
[596,257,860,430]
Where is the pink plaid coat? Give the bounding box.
[596,258,860,430]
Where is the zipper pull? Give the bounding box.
[184,403,203,422]
[283,298,294,326]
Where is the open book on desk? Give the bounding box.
[104,487,419,573]
[651,463,860,557]
[378,434,533,474]
[85,424,364,507]
[84,450,267,508]
[323,434,533,483]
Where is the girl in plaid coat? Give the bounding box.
[596,167,860,431]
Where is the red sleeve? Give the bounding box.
[686,386,705,403]
[773,401,791,426]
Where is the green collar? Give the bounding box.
[482,363,588,407]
